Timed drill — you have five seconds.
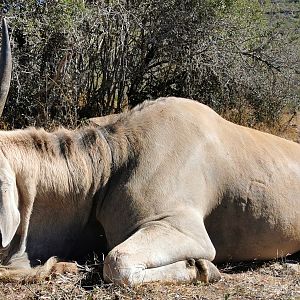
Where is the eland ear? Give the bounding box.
[0,162,20,248]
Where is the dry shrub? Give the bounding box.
[0,1,299,130]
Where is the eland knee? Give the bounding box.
[103,250,146,285]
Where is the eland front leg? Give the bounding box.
[103,218,221,285]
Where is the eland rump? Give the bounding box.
[0,18,299,284]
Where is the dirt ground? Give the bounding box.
[0,259,299,300]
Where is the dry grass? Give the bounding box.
[0,259,299,300]
[255,112,300,143]
[223,108,300,143]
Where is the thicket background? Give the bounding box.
[1,0,300,129]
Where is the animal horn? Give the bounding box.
[0,18,12,117]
